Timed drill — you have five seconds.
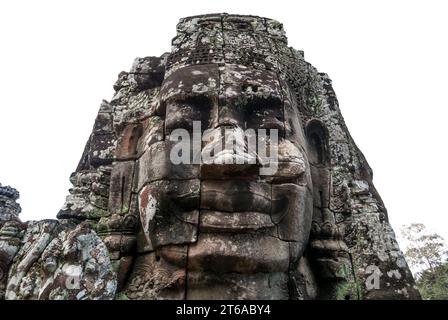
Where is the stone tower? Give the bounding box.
[0,184,21,222]
[0,14,420,300]
[0,184,22,298]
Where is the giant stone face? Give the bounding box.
[132,60,314,298]
[0,13,421,301]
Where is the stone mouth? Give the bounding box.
[197,179,301,231]
[199,210,275,233]
[200,180,272,214]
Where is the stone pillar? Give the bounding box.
[0,184,24,299]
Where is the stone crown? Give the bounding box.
[166,13,293,77]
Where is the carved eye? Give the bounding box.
[165,97,213,134]
[245,99,285,135]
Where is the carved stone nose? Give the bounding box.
[200,126,259,178]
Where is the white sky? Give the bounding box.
[1,0,447,248]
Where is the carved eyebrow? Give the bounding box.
[161,82,219,103]
[165,94,215,106]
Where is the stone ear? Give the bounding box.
[305,119,328,166]
[130,56,166,91]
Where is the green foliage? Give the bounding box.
[401,223,448,300]
[416,263,448,300]
[400,223,446,272]
[115,292,130,300]
[334,265,362,300]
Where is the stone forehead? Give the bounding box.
[160,64,283,102]
[160,64,220,102]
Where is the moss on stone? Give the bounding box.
[115,292,130,300]
[334,265,363,300]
